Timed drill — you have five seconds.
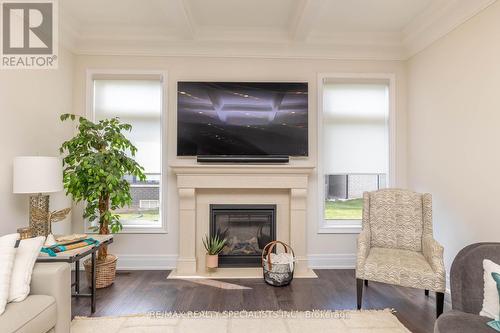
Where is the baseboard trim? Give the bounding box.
[115,254,178,270]
[308,254,356,269]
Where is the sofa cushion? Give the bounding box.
[369,189,423,252]
[363,247,443,291]
[481,259,500,320]
[435,310,493,333]
[0,233,19,315]
[0,295,56,333]
[9,236,45,303]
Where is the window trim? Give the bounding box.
[84,69,168,234]
[317,73,396,234]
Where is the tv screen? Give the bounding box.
[177,82,308,156]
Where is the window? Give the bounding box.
[140,200,160,209]
[90,74,165,232]
[319,76,392,232]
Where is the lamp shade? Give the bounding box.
[13,156,63,194]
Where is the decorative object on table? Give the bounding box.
[356,189,446,318]
[31,206,71,242]
[60,114,146,288]
[202,234,227,269]
[16,227,31,240]
[262,240,295,287]
[41,238,99,257]
[13,156,63,237]
[44,233,57,247]
[55,233,88,245]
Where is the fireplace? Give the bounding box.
[210,204,276,267]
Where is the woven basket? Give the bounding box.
[84,254,117,289]
[262,241,295,287]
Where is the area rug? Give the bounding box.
[71,309,411,332]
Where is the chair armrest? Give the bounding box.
[356,229,371,278]
[423,236,446,278]
[30,262,71,333]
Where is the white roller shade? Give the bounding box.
[93,80,162,174]
[323,83,389,174]
[94,80,161,118]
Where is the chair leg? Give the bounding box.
[436,292,444,318]
[425,289,429,296]
[364,280,368,286]
[356,278,363,310]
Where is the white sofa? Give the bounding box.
[0,262,71,333]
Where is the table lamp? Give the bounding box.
[13,156,63,237]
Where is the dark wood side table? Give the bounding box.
[37,235,114,314]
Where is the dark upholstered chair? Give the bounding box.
[435,243,500,333]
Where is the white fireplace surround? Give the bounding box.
[170,164,316,278]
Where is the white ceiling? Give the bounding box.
[60,0,497,60]
[312,0,432,33]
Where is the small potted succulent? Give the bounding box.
[202,234,227,269]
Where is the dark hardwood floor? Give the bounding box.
[72,269,450,333]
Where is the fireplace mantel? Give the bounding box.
[170,163,315,278]
[170,164,314,189]
[170,164,315,176]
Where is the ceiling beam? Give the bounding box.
[289,0,326,41]
[177,0,197,39]
[153,0,196,39]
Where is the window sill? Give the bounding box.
[318,220,362,234]
[85,225,167,234]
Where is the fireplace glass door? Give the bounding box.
[210,204,276,267]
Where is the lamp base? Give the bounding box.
[29,194,49,237]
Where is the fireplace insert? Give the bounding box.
[210,204,276,267]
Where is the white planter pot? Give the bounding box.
[206,254,219,269]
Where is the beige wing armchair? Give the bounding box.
[356,189,446,317]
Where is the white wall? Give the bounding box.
[72,55,408,269]
[0,48,75,236]
[407,1,500,272]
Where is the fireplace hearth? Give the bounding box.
[210,204,276,267]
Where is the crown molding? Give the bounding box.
[72,38,405,61]
[403,0,497,58]
[59,0,497,61]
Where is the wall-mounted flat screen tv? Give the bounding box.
[177,82,308,156]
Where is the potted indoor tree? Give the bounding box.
[59,114,145,288]
[203,234,227,269]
